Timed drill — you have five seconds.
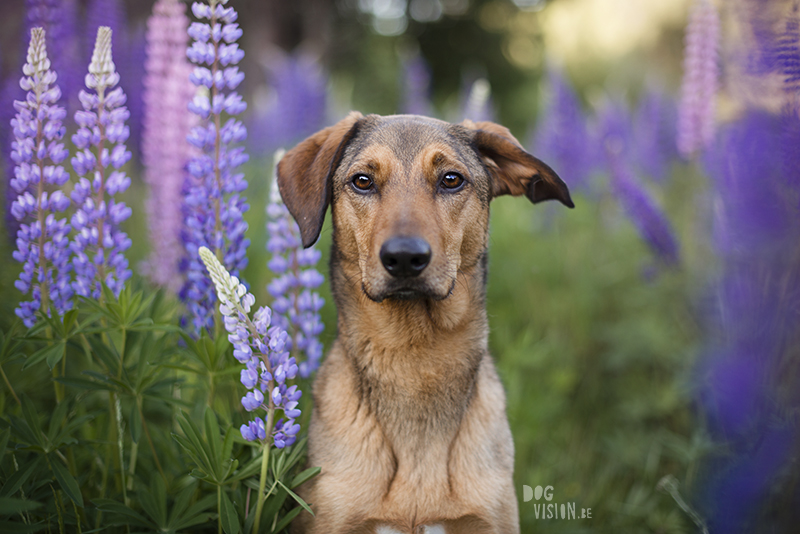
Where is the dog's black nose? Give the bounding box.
[380,237,431,278]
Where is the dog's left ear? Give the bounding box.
[277,111,364,247]
[464,120,574,208]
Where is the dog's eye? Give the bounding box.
[440,172,465,191]
[351,174,374,192]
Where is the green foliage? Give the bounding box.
[0,283,314,532]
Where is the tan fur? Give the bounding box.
[277,113,572,534]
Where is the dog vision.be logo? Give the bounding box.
[522,485,592,520]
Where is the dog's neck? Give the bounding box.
[329,247,490,435]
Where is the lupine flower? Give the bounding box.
[180,0,250,336]
[400,53,433,117]
[141,0,195,292]
[632,90,678,183]
[199,246,303,449]
[266,153,325,378]
[532,68,599,191]
[677,0,720,158]
[5,0,81,243]
[248,53,327,157]
[10,27,72,327]
[70,26,133,299]
[697,109,800,532]
[461,78,494,122]
[605,147,679,266]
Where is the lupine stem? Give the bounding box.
[0,363,21,406]
[252,404,275,534]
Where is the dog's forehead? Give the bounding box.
[348,114,475,166]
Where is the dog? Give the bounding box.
[277,112,573,534]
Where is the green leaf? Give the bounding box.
[190,469,208,480]
[138,476,167,527]
[176,412,214,478]
[203,408,222,479]
[0,428,10,460]
[172,494,217,530]
[92,498,155,528]
[47,400,71,444]
[218,490,241,534]
[276,480,314,517]
[231,454,263,482]
[50,456,83,507]
[54,376,113,392]
[0,457,41,498]
[19,396,44,448]
[22,342,65,371]
[0,497,42,515]
[270,505,303,534]
[290,467,321,489]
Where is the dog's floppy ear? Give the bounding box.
[277,111,363,247]
[464,120,574,208]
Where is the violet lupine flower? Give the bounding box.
[5,0,81,243]
[141,0,195,292]
[632,90,678,183]
[180,0,250,336]
[266,154,325,378]
[606,148,679,266]
[248,53,327,157]
[10,27,72,327]
[532,68,600,192]
[676,0,720,159]
[400,54,433,117]
[696,109,800,533]
[70,27,133,299]
[199,246,303,449]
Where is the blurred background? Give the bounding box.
[0,0,798,532]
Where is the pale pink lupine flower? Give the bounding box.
[141,0,195,292]
[677,0,720,159]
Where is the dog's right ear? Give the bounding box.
[277,111,363,248]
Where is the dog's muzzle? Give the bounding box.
[379,236,431,278]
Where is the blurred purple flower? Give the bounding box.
[10,27,73,327]
[200,246,302,449]
[265,154,325,377]
[677,0,720,159]
[606,147,679,266]
[697,108,800,532]
[141,0,195,292]
[248,53,327,157]
[70,27,133,299]
[632,90,678,182]
[400,54,433,117]
[531,68,599,191]
[181,0,250,336]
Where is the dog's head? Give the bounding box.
[277,112,573,303]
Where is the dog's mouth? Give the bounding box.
[362,278,455,303]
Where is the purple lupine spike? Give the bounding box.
[632,90,678,183]
[70,27,133,299]
[199,246,302,449]
[84,0,125,64]
[461,78,494,122]
[677,0,720,159]
[10,27,73,327]
[248,53,327,157]
[400,54,433,117]
[532,68,599,191]
[181,0,250,336]
[5,0,81,244]
[605,144,679,266]
[266,152,326,377]
[141,0,195,293]
[697,108,800,532]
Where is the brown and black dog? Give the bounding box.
[277,112,573,534]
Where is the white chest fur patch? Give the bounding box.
[376,525,446,534]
